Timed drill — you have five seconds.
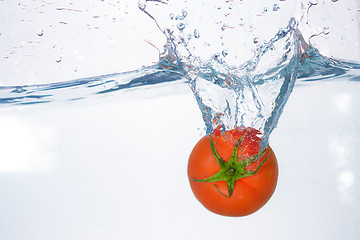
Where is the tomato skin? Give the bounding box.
[188,134,278,217]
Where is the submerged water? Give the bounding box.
[1,0,359,147]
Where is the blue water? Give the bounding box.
[1,55,359,105]
[0,67,184,105]
[1,0,359,149]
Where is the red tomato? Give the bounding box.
[187,127,278,217]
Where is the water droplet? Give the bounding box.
[138,0,146,11]
[37,29,43,36]
[323,26,330,35]
[182,9,188,18]
[177,23,185,31]
[222,50,228,57]
[277,28,287,38]
[213,53,220,60]
[239,18,245,27]
[221,24,229,31]
[177,36,186,44]
[253,37,259,44]
[273,4,280,11]
[175,14,185,20]
[55,56,62,63]
[194,29,200,38]
[289,17,297,28]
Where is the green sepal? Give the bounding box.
[190,136,269,198]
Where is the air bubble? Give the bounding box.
[169,13,174,20]
[177,23,185,31]
[263,7,268,13]
[253,37,259,44]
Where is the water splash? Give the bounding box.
[0,0,359,143]
[137,0,360,150]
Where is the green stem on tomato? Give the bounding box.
[190,137,269,198]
